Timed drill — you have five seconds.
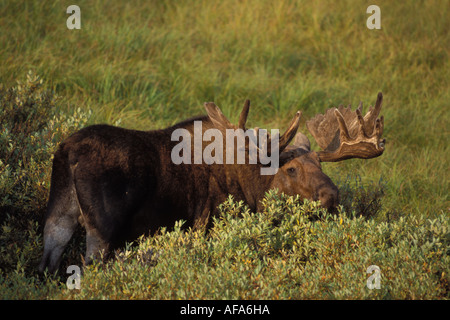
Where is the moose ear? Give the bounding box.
[292,132,311,152]
[279,147,309,167]
[204,102,235,130]
[279,133,311,167]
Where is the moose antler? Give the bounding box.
[238,99,250,130]
[306,92,385,162]
[205,100,301,153]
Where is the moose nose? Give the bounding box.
[318,187,339,211]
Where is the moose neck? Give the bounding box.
[163,116,277,214]
[234,164,275,212]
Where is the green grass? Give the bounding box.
[0,0,448,299]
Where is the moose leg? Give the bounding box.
[84,226,110,266]
[38,188,80,274]
[75,183,127,267]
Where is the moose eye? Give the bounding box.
[287,167,296,176]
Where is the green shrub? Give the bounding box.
[56,192,448,300]
[0,71,90,276]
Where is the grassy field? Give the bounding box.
[0,0,448,299]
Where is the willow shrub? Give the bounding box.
[0,71,90,281]
[64,192,448,300]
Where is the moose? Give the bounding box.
[38,93,385,274]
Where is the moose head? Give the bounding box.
[274,92,385,210]
[205,92,385,211]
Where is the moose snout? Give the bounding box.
[317,187,339,211]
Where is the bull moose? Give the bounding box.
[38,93,385,274]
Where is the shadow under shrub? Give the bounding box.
[336,174,386,220]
